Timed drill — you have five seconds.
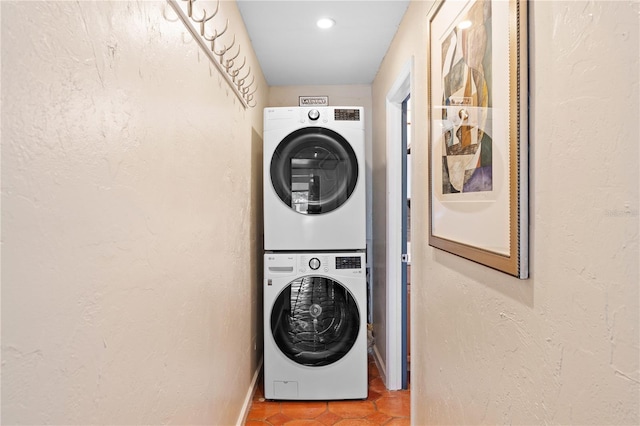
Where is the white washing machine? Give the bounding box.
[263,251,368,400]
[263,106,366,251]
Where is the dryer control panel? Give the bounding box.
[334,108,361,121]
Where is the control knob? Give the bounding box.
[309,258,321,270]
[308,109,320,121]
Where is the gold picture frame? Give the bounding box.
[427,0,528,278]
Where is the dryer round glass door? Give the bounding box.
[270,127,358,215]
[271,276,360,367]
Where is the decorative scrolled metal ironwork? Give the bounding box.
[168,0,257,108]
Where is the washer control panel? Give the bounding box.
[299,255,329,273]
[295,253,364,274]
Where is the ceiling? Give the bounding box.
[236,0,410,86]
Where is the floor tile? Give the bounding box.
[247,401,281,420]
[266,412,292,425]
[364,411,392,424]
[245,356,410,425]
[333,419,378,426]
[367,377,388,395]
[375,392,410,417]
[315,411,342,425]
[281,401,327,419]
[327,400,376,418]
[283,420,326,426]
[365,389,382,402]
[384,418,411,426]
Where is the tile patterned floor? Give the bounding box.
[245,356,410,425]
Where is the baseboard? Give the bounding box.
[372,344,387,388]
[236,356,263,426]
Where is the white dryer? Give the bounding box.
[263,251,367,400]
[263,106,366,251]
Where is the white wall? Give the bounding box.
[1,1,268,424]
[373,0,639,424]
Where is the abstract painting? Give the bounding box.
[440,0,492,195]
[427,0,529,279]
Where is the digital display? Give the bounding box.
[334,109,360,121]
[336,256,362,269]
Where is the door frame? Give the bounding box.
[385,57,413,390]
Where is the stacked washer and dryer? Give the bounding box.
[263,106,368,400]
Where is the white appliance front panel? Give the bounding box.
[263,107,366,251]
[263,252,368,400]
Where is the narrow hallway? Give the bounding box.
[245,356,410,425]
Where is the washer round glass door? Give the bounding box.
[270,127,358,215]
[271,275,360,367]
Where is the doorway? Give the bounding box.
[401,94,411,389]
[385,57,413,390]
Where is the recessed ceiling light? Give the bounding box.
[316,18,335,29]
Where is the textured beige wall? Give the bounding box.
[373,0,639,424]
[1,1,267,424]
[268,85,372,109]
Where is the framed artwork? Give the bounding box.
[427,0,528,278]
